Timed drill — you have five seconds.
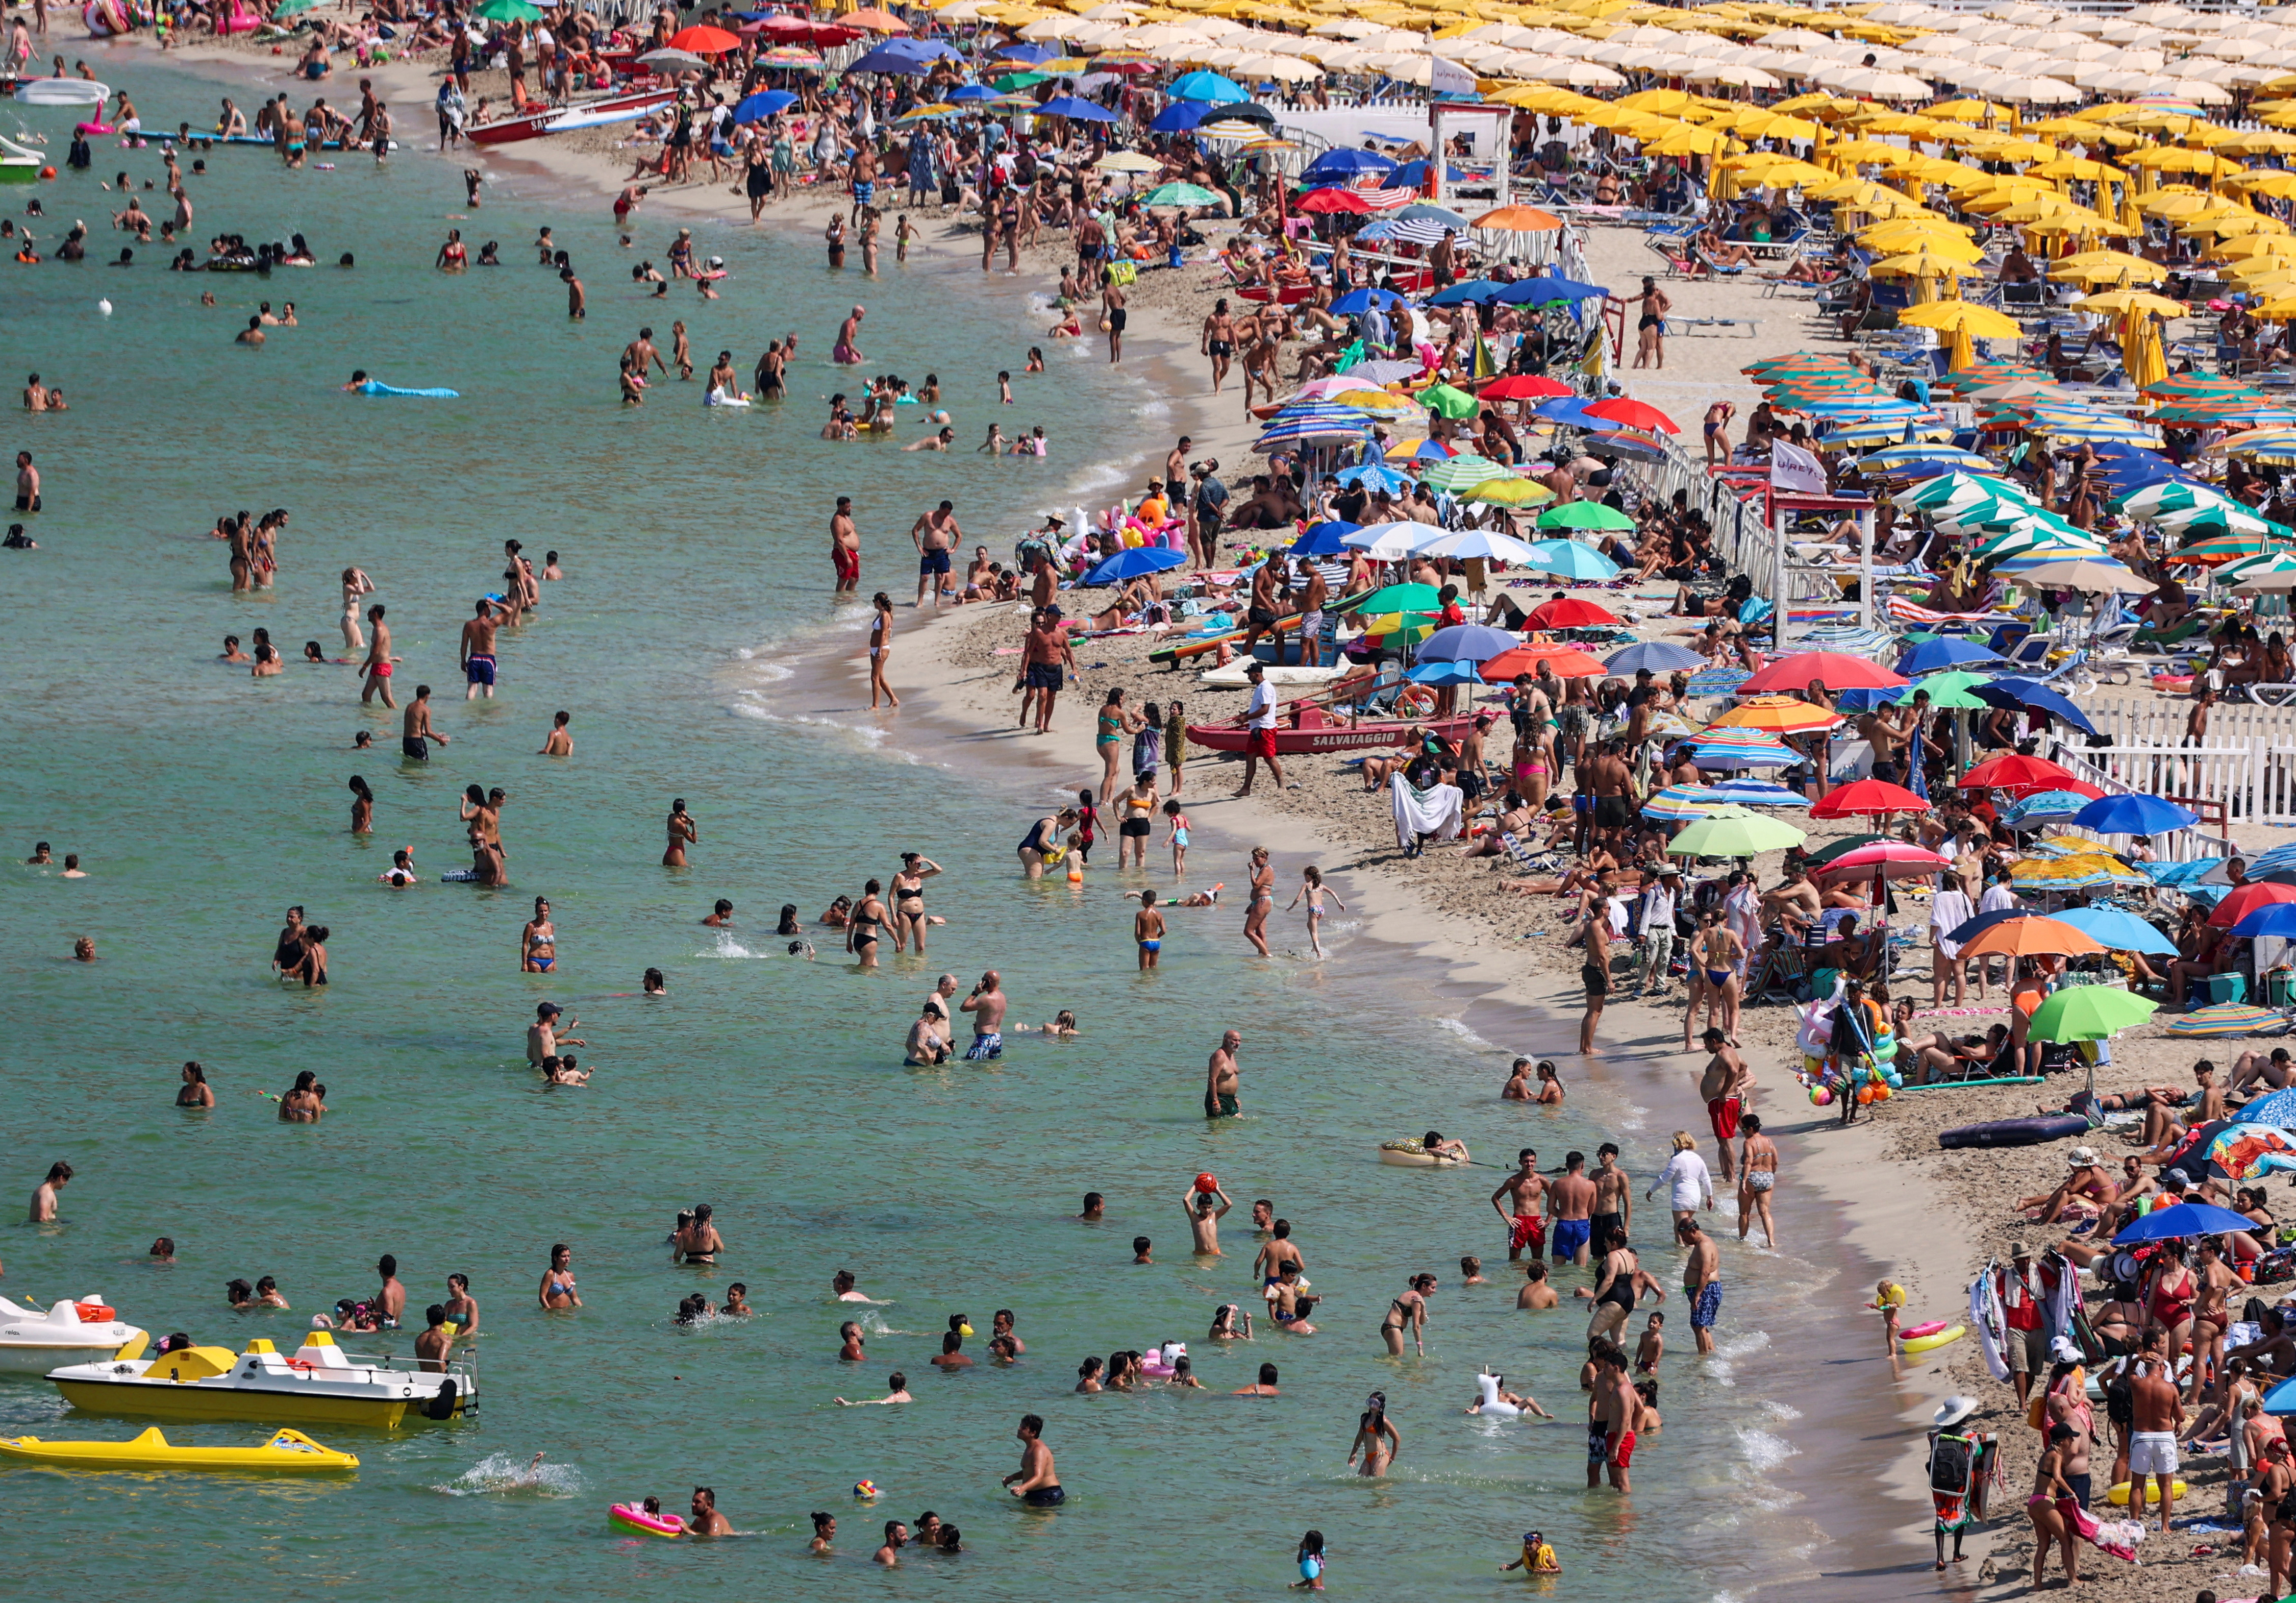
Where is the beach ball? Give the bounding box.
[853,1481,879,1499]
[1813,1087,1833,1106]
[38,166,54,180]
[1195,1172,1218,1194]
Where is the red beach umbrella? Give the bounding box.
[1583,397,1679,435]
[1736,651,1909,695]
[1811,778,1931,818]
[2212,881,2296,928]
[668,23,741,53]
[1526,597,1620,628]
[1295,187,1374,215]
[1960,752,2079,792]
[1478,374,1575,401]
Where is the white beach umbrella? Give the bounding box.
[1343,521,1447,560]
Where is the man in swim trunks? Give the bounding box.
[830,495,860,593]
[1003,1414,1063,1506]
[912,498,959,610]
[1491,1147,1547,1262]
[1698,1029,1748,1185]
[1586,739,1633,851]
[361,603,395,708]
[1134,889,1165,972]
[1205,1028,1241,1118]
[1590,1143,1632,1249]
[459,596,506,701]
[1589,1341,1637,1493]
[1679,1216,1721,1356]
[402,683,446,761]
[1547,1151,1596,1267]
[958,969,1006,1059]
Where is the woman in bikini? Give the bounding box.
[177,1060,214,1108]
[1684,912,1744,1049]
[538,1244,580,1309]
[2189,1237,2239,1406]
[1095,687,1139,802]
[867,590,899,710]
[1349,1390,1401,1477]
[846,880,888,969]
[1378,1273,1436,1358]
[521,897,556,973]
[339,565,374,652]
[2024,1424,2081,1589]
[663,798,697,867]
[1287,865,1344,960]
[1243,846,1275,958]
[889,851,940,955]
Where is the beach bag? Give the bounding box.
[1107,259,1138,287]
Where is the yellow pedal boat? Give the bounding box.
[0,1425,358,1473]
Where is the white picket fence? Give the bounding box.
[2081,698,2296,751]
[2052,738,2296,846]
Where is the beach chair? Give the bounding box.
[1690,243,1749,278]
[2130,613,2209,655]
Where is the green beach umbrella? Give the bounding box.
[1140,182,1222,208]
[1355,583,1442,615]
[1890,670,1992,708]
[272,0,323,14]
[993,72,1052,91]
[1537,502,1634,532]
[472,0,543,19]
[1418,383,1479,421]
[2027,987,2158,1042]
[1667,812,1806,859]
[1416,454,1514,492]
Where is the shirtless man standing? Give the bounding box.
[958,969,1007,1061]
[1547,1152,1598,1268]
[1205,1028,1242,1119]
[2128,1334,2184,1533]
[1590,1144,1633,1250]
[1679,1216,1722,1355]
[831,496,860,594]
[360,603,395,707]
[1003,1414,1064,1506]
[459,597,505,701]
[1697,1029,1750,1185]
[1587,741,1633,853]
[912,499,959,609]
[1201,300,1236,393]
[402,683,448,761]
[1491,1148,1547,1263]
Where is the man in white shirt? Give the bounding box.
[1236,661,1285,797]
[1975,872,2020,998]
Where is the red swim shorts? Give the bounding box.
[834,546,859,581]
[1509,1213,1544,1252]
[1707,1095,1741,1144]
[1246,727,1278,759]
[1608,1429,1636,1469]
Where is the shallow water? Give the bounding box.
[0,52,1886,1600]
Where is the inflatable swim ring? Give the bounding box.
[1900,1324,1965,1357]
[73,121,115,137]
[1898,1320,1947,1341]
[1377,1138,1468,1168]
[356,380,460,399]
[2106,1479,2187,1506]
[1473,1371,1521,1418]
[608,1503,684,1538]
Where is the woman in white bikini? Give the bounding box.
[867,590,899,710]
[339,565,375,652]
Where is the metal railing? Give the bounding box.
[1616,429,1775,606]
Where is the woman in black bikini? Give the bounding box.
[890,851,940,955]
[176,1060,214,1108]
[1379,1273,1436,1358]
[846,880,887,969]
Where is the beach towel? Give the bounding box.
[1391,774,1462,849]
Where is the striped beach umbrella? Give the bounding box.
[1416,454,1516,492]
[1857,444,1994,471]
[2167,1003,2290,1039]
[1702,778,1812,807]
[2116,480,2241,519]
[1707,696,1843,734]
[1686,667,1753,697]
[1689,730,1804,770]
[1641,784,1724,823]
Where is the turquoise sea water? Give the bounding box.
[0,52,1900,1601]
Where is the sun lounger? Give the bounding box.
[1662,315,1759,339]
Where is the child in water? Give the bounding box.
[1292,1530,1326,1590]
[1501,1531,1561,1574]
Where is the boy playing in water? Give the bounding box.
[1183,1182,1233,1255]
[1135,888,1165,971]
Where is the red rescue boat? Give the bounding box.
[468,88,675,147]
[1187,698,1479,756]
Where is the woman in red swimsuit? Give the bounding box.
[2144,1241,2196,1382]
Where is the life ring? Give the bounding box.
[2106,1479,2186,1506]
[608,1503,684,1538]
[1898,1319,1946,1341]
[1395,685,1437,719]
[1899,1324,1965,1356]
[73,1302,117,1322]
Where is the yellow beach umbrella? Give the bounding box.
[1463,478,1554,508]
[1898,301,2022,338]
[1868,249,1987,280]
[2079,288,2186,317]
[2048,252,2166,284]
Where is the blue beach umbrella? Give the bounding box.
[1301,147,1395,183]
[1150,100,1211,132]
[1530,397,1606,428]
[995,41,1055,62]
[1331,286,1409,315]
[2230,902,2296,940]
[1168,69,1247,103]
[2242,1087,2296,1128]
[1603,640,1704,675]
[733,88,798,122]
[1896,636,2003,676]
[1290,521,1360,557]
[1406,658,1486,685]
[1417,624,1519,662]
[2113,1201,2259,1244]
[1525,539,1618,581]
[1426,279,1506,306]
[1083,546,1187,586]
[943,83,998,103]
[1968,676,2100,737]
[2000,791,2092,827]
[1036,95,1118,122]
[1493,274,1607,305]
[1334,462,1410,493]
[2072,793,2199,836]
[1701,778,1811,807]
[2054,906,2176,955]
[1642,784,1723,822]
